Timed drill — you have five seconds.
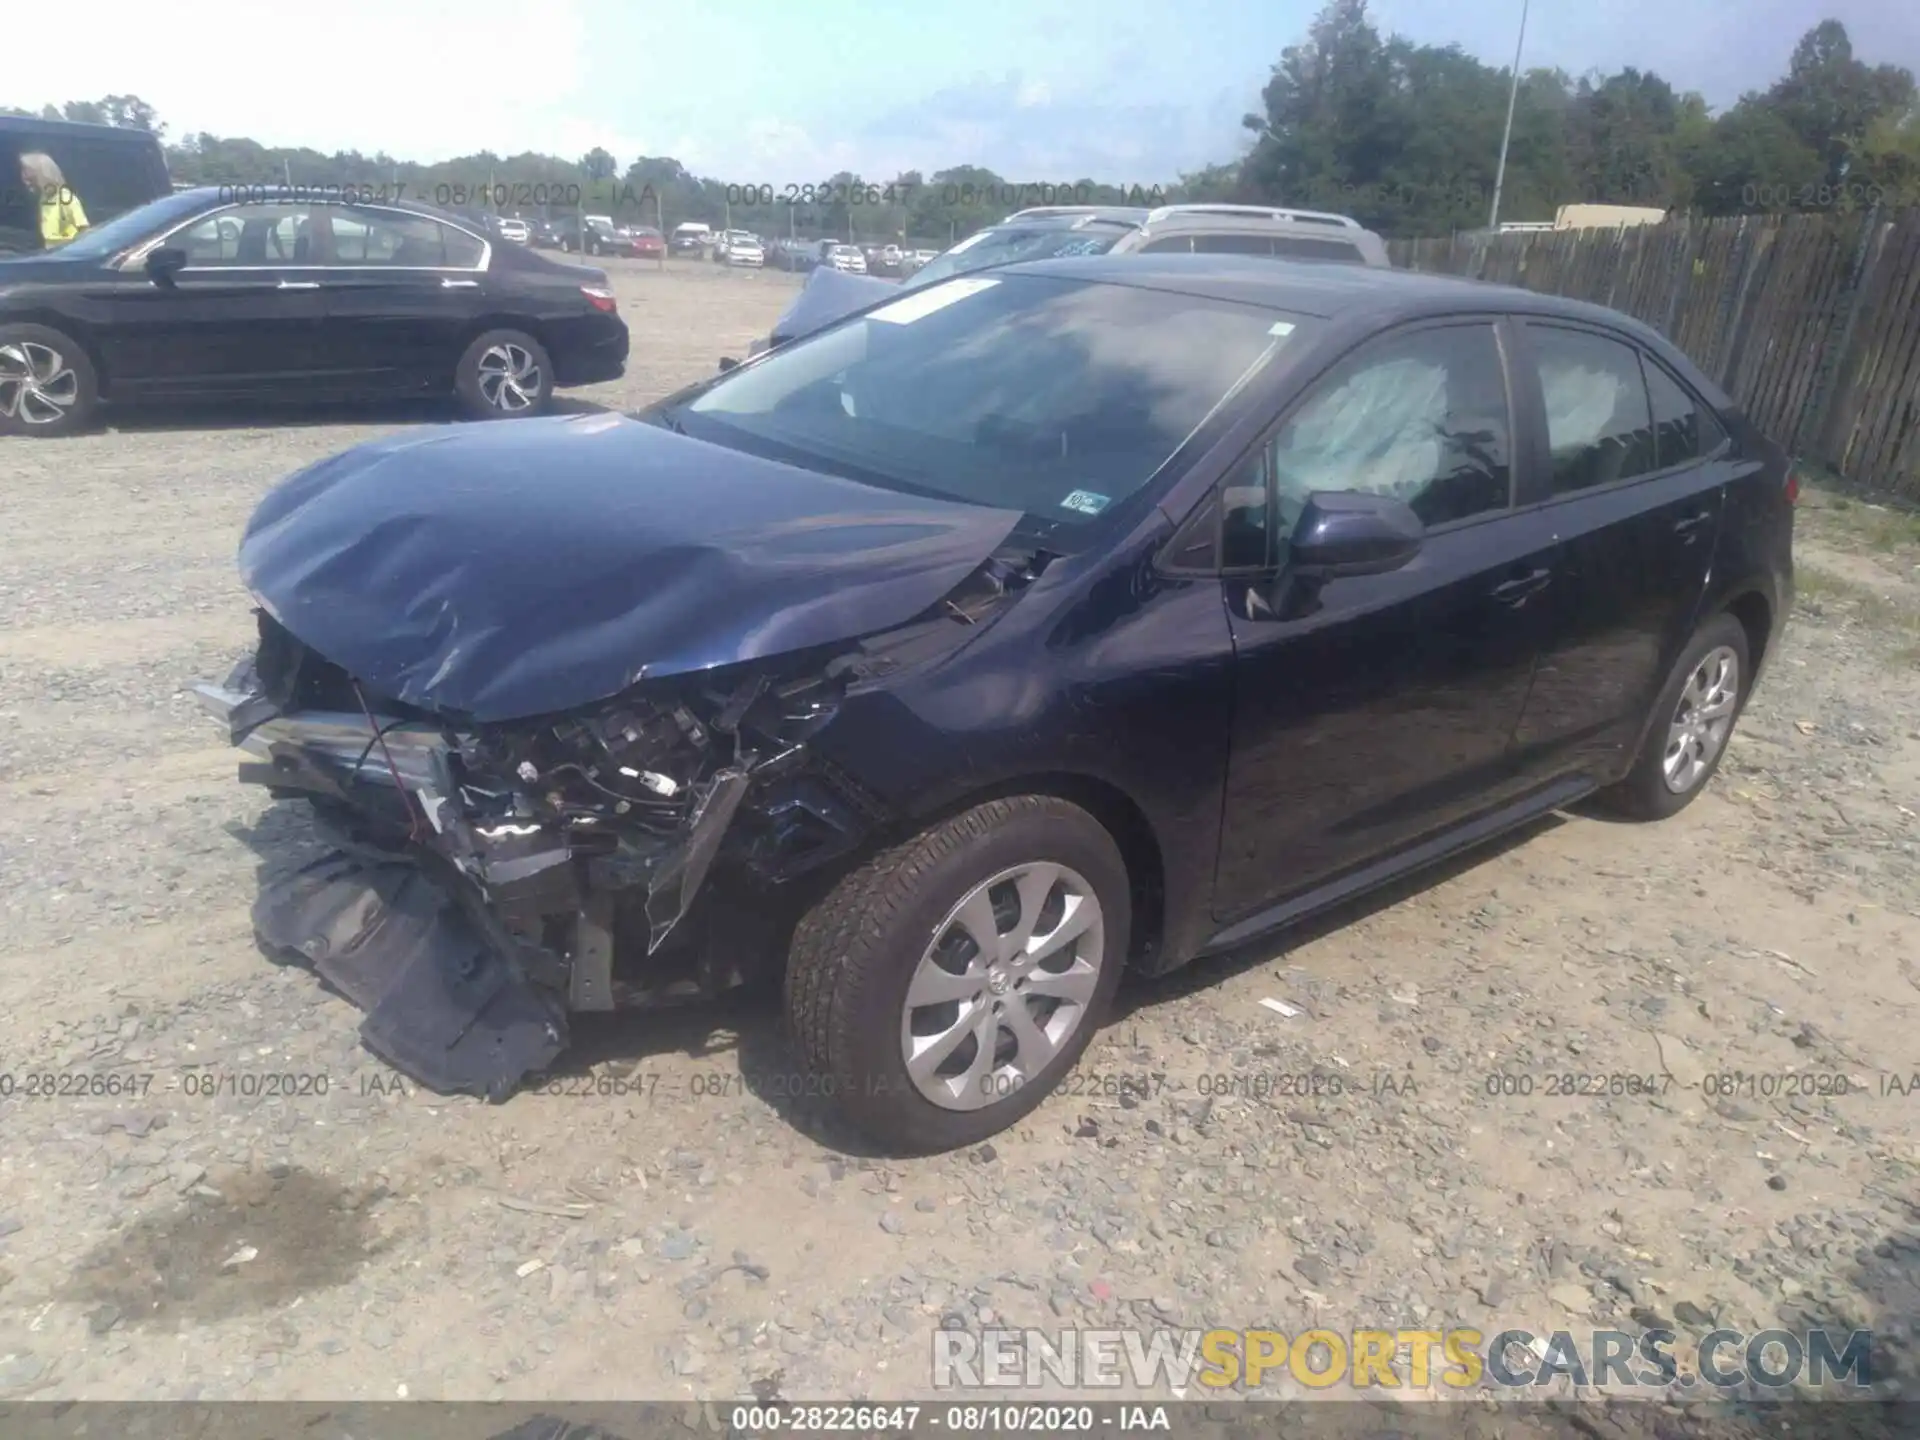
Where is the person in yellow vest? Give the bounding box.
[21,152,89,247]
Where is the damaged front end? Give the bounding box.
[196,611,869,1100]
[197,548,1043,1102]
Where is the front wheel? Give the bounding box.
[1598,611,1750,820]
[785,796,1129,1154]
[454,329,554,420]
[0,323,99,437]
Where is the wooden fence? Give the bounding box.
[1388,212,1920,501]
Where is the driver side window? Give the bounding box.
[1220,322,1513,568]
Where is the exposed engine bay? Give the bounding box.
[194,548,1046,1102]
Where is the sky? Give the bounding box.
[13,0,1920,185]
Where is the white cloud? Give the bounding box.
[20,0,600,163]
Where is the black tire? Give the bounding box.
[0,322,99,437]
[1597,611,1750,821]
[453,329,555,421]
[786,795,1130,1154]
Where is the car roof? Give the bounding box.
[995,252,1671,335]
[0,114,167,144]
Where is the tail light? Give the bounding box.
[581,285,617,313]
[1784,464,1801,506]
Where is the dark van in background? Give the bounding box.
[0,116,171,254]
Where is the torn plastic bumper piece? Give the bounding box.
[254,849,567,1102]
[193,673,763,1099]
[644,766,749,951]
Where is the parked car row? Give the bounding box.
[0,186,629,435]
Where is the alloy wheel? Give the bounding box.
[0,340,79,426]
[1663,644,1740,793]
[900,861,1105,1111]
[475,342,543,413]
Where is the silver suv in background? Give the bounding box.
[1113,204,1389,265]
[745,204,1389,358]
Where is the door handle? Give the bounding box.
[1673,511,1714,540]
[1490,567,1553,606]
[276,280,319,290]
[440,278,480,289]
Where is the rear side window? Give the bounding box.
[1272,235,1364,263]
[328,207,478,267]
[1530,326,1658,494]
[1191,233,1273,256]
[1643,357,1728,468]
[1143,232,1366,262]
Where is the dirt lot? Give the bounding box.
[1,257,1917,1412]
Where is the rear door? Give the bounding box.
[1506,321,1733,784]
[1210,318,1562,921]
[96,200,331,398]
[315,205,490,393]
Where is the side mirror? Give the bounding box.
[1289,490,1423,579]
[145,246,188,285]
[717,356,741,374]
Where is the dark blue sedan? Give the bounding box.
[194,254,1795,1151]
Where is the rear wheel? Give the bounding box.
[786,796,1129,1154]
[453,329,554,420]
[0,323,99,437]
[1598,611,1749,820]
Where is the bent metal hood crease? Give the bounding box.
[240,413,1023,722]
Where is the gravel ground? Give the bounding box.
[1,258,1916,1420]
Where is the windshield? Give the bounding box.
[35,190,215,262]
[904,222,1131,290]
[676,273,1312,525]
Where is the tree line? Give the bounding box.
[8,7,1917,241]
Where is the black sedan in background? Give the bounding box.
[195,256,1793,1149]
[0,188,629,436]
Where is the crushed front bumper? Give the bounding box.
[193,670,747,1101]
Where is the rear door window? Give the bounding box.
[1643,356,1728,468]
[1191,234,1274,256]
[1271,235,1365,262]
[1528,325,1659,494]
[327,206,478,267]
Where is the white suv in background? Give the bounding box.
[726,234,765,267]
[748,204,1387,358]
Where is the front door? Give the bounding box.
[314,205,489,393]
[97,201,330,398]
[1212,319,1560,923]
[1505,321,1731,783]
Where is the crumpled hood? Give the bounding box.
[239,413,1021,723]
[770,265,898,343]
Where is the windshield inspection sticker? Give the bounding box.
[867,276,1000,326]
[1060,490,1112,515]
[1269,320,1297,337]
